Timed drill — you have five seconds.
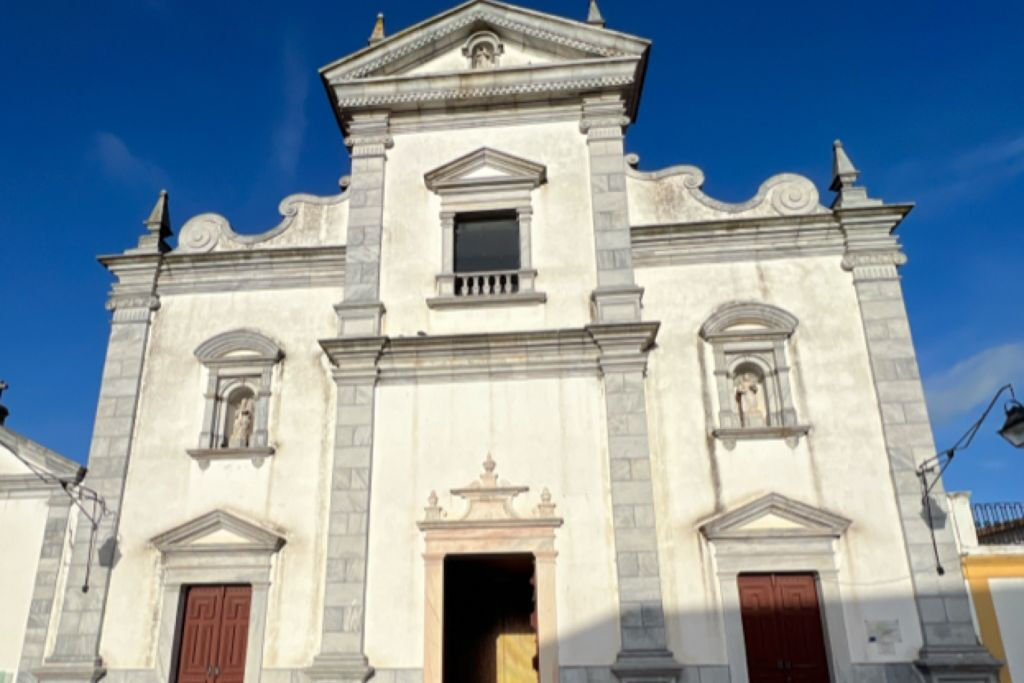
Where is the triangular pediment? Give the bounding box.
[151,509,285,554]
[425,147,546,192]
[321,1,648,82]
[0,425,82,480]
[700,493,851,541]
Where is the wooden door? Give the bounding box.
[738,574,830,683]
[176,586,252,683]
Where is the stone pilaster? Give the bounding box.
[581,95,643,323]
[587,323,681,683]
[839,207,1000,683]
[16,493,73,683]
[35,253,162,683]
[309,109,393,683]
[335,113,392,337]
[310,339,386,683]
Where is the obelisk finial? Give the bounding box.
[368,13,386,44]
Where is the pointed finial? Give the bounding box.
[587,0,605,26]
[829,139,880,209]
[130,189,172,254]
[368,13,386,44]
[424,490,444,521]
[535,486,557,517]
[480,453,498,487]
[830,140,859,192]
[0,380,9,426]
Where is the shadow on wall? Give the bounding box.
[398,582,1020,683]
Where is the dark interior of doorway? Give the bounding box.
[443,553,537,683]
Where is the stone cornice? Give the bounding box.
[154,246,345,295]
[319,323,661,384]
[631,214,845,267]
[98,252,162,322]
[381,328,600,383]
[330,58,640,114]
[836,202,914,281]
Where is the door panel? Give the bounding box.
[738,576,787,683]
[177,587,224,683]
[775,576,829,683]
[217,587,252,683]
[175,586,252,683]
[738,574,830,683]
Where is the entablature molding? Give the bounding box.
[318,322,660,385]
[630,214,846,268]
[155,246,346,295]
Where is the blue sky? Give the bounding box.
[1,0,1022,500]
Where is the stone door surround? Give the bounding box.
[418,455,563,683]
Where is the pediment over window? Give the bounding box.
[699,302,799,341]
[425,147,546,194]
[700,493,851,541]
[151,509,286,555]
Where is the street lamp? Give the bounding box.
[998,398,1024,448]
[917,383,1022,574]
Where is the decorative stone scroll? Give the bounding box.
[418,455,562,683]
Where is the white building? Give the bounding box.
[8,2,1005,683]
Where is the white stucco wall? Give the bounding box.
[638,256,924,664]
[102,288,341,669]
[379,120,596,337]
[365,376,621,669]
[0,490,48,678]
[991,578,1024,682]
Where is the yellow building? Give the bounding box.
[951,493,1024,683]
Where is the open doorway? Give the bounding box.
[443,553,538,683]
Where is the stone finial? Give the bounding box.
[480,453,499,487]
[830,140,859,192]
[829,140,880,209]
[424,490,444,521]
[0,379,8,426]
[368,13,386,44]
[587,0,605,26]
[132,189,172,254]
[536,487,557,517]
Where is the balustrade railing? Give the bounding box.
[973,502,1024,545]
[454,270,520,297]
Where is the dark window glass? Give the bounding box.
[454,211,520,272]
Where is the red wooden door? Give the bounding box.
[176,586,252,683]
[738,574,830,683]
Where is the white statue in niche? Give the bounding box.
[471,42,496,69]
[734,371,767,427]
[228,397,254,448]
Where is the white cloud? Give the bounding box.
[271,40,309,177]
[93,131,168,187]
[924,342,1024,426]
[887,133,1024,207]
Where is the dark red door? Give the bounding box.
[738,574,830,683]
[176,586,252,683]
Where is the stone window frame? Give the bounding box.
[424,147,548,308]
[699,301,810,449]
[699,493,854,683]
[417,456,562,683]
[188,329,283,465]
[151,509,286,683]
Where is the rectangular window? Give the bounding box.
[454,211,520,273]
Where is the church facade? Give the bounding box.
[11,2,1004,683]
